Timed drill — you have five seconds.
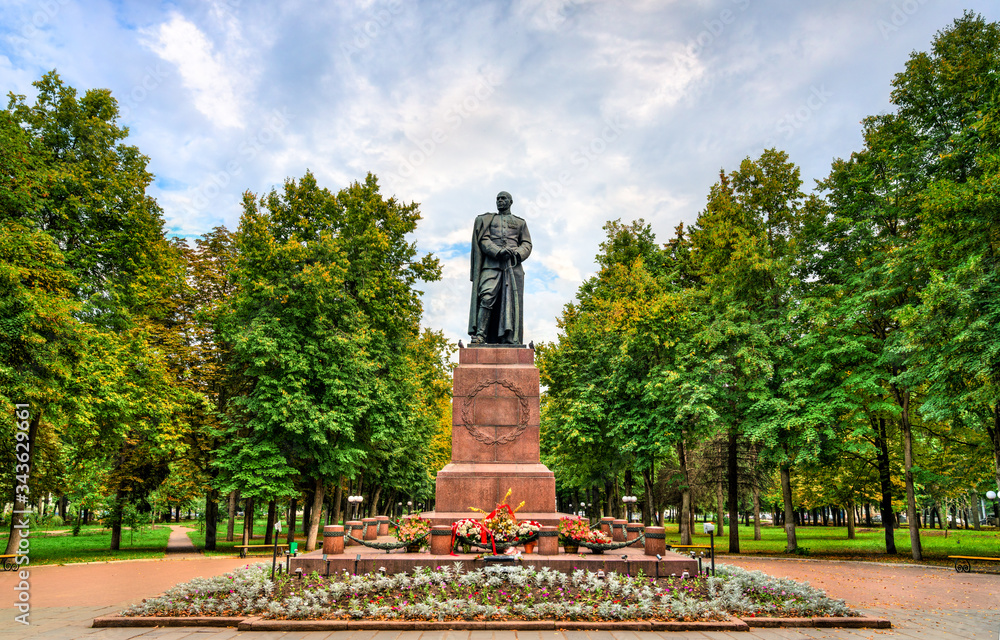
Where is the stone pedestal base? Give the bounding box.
[435,463,556,514]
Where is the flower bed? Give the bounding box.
[121,563,859,622]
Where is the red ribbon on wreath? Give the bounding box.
[449,503,521,556]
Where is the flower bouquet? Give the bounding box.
[450,489,541,555]
[396,516,431,552]
[559,516,610,553]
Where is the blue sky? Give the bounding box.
[2,0,996,344]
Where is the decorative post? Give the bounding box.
[345,521,361,546]
[430,526,452,555]
[626,524,644,547]
[612,519,627,542]
[600,516,614,535]
[362,517,377,540]
[322,525,344,555]
[376,515,389,536]
[644,526,666,557]
[537,526,558,555]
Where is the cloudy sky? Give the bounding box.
[2,0,996,345]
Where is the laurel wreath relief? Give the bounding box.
[461,378,530,445]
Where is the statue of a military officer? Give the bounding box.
[468,191,532,344]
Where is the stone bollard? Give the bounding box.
[600,517,614,535]
[361,518,376,540]
[322,525,345,555]
[537,526,558,556]
[345,521,361,546]
[644,526,665,557]
[430,526,452,555]
[612,519,627,542]
[627,524,644,547]
[376,515,389,537]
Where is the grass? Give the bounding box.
[671,523,1000,564]
[0,525,172,565]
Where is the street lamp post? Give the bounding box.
[348,495,363,521]
[622,496,637,522]
[703,522,716,576]
[987,490,999,527]
[406,500,412,516]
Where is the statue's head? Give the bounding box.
[496,191,513,211]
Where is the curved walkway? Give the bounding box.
[2,555,998,639]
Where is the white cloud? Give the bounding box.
[141,12,245,129]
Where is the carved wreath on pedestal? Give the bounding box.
[461,379,530,445]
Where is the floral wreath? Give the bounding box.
[449,489,541,555]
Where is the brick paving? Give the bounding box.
[2,556,998,639]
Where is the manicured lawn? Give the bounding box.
[0,525,172,565]
[669,523,1000,563]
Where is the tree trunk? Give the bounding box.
[205,488,218,551]
[286,497,297,544]
[715,479,725,535]
[780,462,797,552]
[7,407,40,556]
[306,477,325,551]
[847,498,856,539]
[874,417,897,554]
[894,388,922,559]
[727,427,739,553]
[226,490,238,542]
[369,486,382,519]
[264,500,276,545]
[642,466,655,526]
[241,497,254,546]
[989,403,1000,523]
[676,440,692,544]
[753,484,761,541]
[109,489,126,551]
[302,489,313,535]
[332,477,344,525]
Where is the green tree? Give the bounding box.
[218,172,440,550]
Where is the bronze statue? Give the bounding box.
[468,191,532,344]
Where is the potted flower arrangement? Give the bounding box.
[558,516,610,553]
[396,516,431,552]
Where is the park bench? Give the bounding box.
[234,544,288,558]
[667,544,711,553]
[1,554,17,571]
[948,555,1000,573]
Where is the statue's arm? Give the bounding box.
[514,221,532,263]
[479,230,506,259]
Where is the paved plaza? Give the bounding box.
[2,529,998,640]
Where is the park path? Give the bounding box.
[2,555,999,639]
[164,525,200,558]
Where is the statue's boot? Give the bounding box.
[471,306,491,344]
